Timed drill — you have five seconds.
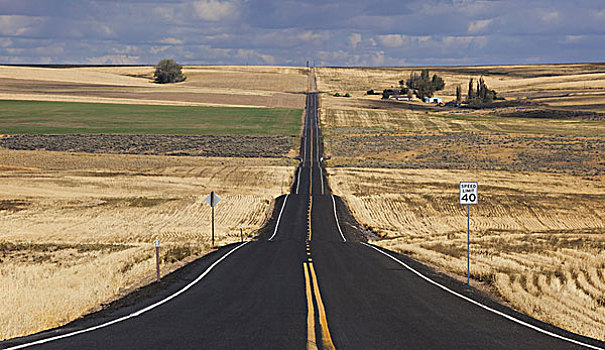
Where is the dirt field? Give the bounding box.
[0,134,296,157]
[318,64,605,340]
[322,108,604,180]
[0,65,307,108]
[0,150,296,340]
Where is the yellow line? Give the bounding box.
[304,263,318,350]
[308,106,313,240]
[308,262,336,350]
[308,195,313,241]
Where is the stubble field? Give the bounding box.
[0,64,307,340]
[318,64,605,340]
[0,65,307,108]
[0,150,296,340]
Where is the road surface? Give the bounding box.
[3,74,604,350]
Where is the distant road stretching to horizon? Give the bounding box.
[3,71,604,350]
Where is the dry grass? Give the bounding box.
[316,64,605,108]
[0,65,308,108]
[330,167,605,340]
[319,64,605,340]
[0,150,296,340]
[321,108,604,180]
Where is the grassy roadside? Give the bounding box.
[0,151,297,340]
[0,100,302,136]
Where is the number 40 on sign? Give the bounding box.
[460,181,478,205]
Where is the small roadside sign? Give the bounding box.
[205,191,221,247]
[205,192,221,207]
[459,182,478,205]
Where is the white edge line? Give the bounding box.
[269,194,289,241]
[361,242,604,350]
[303,136,307,164]
[6,241,252,350]
[295,167,301,194]
[319,166,324,195]
[332,195,346,242]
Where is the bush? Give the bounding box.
[154,59,186,84]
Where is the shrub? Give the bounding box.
[154,59,186,84]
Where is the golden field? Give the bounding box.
[0,150,296,340]
[330,167,604,340]
[316,63,605,112]
[0,65,307,108]
[317,64,605,340]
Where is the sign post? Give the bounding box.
[240,226,243,243]
[204,191,221,247]
[459,182,478,285]
[155,238,160,281]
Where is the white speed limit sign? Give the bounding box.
[459,182,478,205]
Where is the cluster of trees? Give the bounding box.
[454,77,500,105]
[378,70,501,106]
[154,59,186,84]
[382,69,445,100]
[404,69,445,99]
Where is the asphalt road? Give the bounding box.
[3,84,604,349]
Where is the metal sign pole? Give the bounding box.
[240,226,243,242]
[467,204,470,285]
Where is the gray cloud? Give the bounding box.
[0,0,603,65]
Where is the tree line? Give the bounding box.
[381,69,500,105]
[382,69,446,100]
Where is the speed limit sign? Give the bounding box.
[460,181,478,285]
[459,182,478,205]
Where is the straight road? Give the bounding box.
[3,71,604,350]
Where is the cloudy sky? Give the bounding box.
[0,0,604,66]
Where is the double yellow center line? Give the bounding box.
[304,207,334,349]
[303,112,335,349]
[304,261,334,350]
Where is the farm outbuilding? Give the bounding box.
[388,95,410,101]
[423,96,443,103]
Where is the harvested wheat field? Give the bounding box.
[0,65,307,108]
[318,64,605,340]
[316,64,605,111]
[0,150,296,340]
[329,167,605,340]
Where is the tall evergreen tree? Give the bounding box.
[468,78,475,102]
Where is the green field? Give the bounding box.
[0,100,302,135]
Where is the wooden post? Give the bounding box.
[211,191,215,248]
[155,239,160,281]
